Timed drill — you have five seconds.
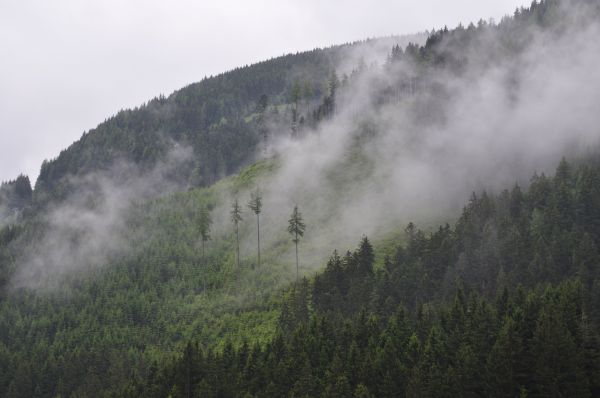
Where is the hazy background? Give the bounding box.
[0,0,527,183]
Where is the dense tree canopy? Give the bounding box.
[0,1,599,396]
[132,157,600,398]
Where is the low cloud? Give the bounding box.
[217,2,600,272]
[10,144,192,290]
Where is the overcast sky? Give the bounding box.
[0,0,527,184]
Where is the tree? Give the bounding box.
[302,81,313,114]
[256,94,268,113]
[198,206,212,264]
[531,306,589,397]
[356,236,374,276]
[231,199,243,269]
[199,206,212,293]
[290,80,302,110]
[288,205,306,282]
[256,94,269,154]
[354,383,372,398]
[328,70,340,116]
[290,81,302,137]
[248,188,263,268]
[487,316,524,397]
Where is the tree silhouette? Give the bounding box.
[256,94,269,155]
[230,199,243,268]
[288,205,306,282]
[248,188,263,268]
[328,70,339,116]
[198,206,212,293]
[199,207,212,263]
[291,80,302,137]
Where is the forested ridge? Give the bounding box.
[30,36,419,206]
[131,158,600,397]
[1,0,600,396]
[32,49,329,203]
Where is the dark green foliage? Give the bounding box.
[248,188,263,268]
[1,1,599,396]
[287,205,306,281]
[0,183,282,398]
[32,45,349,205]
[134,157,600,397]
[0,175,32,216]
[198,205,212,262]
[231,199,243,268]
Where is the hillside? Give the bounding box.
[30,34,423,207]
[1,0,600,397]
[0,176,32,223]
[132,157,600,398]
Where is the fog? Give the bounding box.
[10,144,193,290]
[0,0,528,184]
[8,0,600,289]
[209,0,600,274]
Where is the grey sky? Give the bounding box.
[0,0,526,184]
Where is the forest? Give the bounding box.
[129,158,600,398]
[1,0,600,396]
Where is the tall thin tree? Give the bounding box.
[231,199,243,268]
[199,207,212,263]
[248,188,263,268]
[288,205,306,282]
[199,206,212,292]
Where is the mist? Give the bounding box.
[209,0,600,275]
[9,1,600,290]
[10,144,193,290]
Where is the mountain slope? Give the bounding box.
[1,0,600,397]
[132,157,600,398]
[31,35,423,205]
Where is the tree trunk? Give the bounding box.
[236,225,240,268]
[295,231,299,283]
[257,214,261,268]
[202,239,206,294]
[186,351,191,398]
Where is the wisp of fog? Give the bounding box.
[10,1,600,289]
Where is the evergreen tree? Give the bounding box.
[531,306,589,397]
[198,206,212,293]
[199,206,212,264]
[328,70,339,115]
[288,205,306,282]
[248,188,263,268]
[256,94,268,113]
[231,199,243,268]
[256,94,269,155]
[487,316,525,397]
[290,81,302,136]
[356,236,374,276]
[302,81,314,115]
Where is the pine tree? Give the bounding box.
[531,306,589,397]
[356,236,374,276]
[248,188,263,268]
[302,80,313,115]
[256,94,269,154]
[328,70,340,117]
[231,199,243,268]
[290,81,302,136]
[199,207,212,265]
[256,94,268,113]
[197,206,212,293]
[487,316,524,397]
[288,205,306,282]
